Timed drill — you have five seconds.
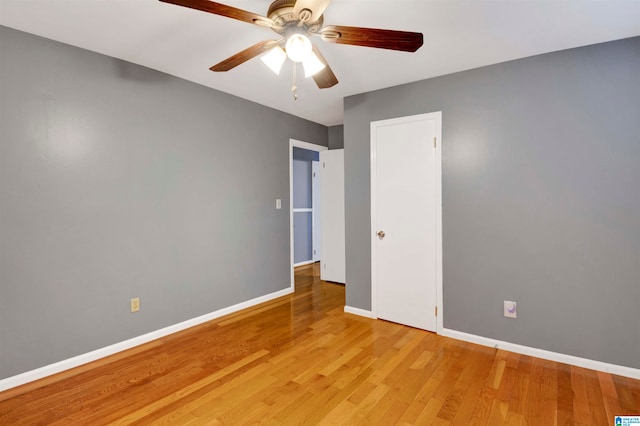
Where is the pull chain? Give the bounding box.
[291,62,298,101]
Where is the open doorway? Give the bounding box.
[289,139,328,291]
[292,146,319,267]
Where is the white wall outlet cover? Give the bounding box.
[276,199,282,209]
[504,300,517,318]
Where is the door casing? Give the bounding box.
[312,160,322,262]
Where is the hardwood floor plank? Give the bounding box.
[541,360,559,425]
[556,363,576,425]
[583,368,608,426]
[111,349,270,425]
[414,397,445,424]
[344,382,391,424]
[486,399,510,425]
[189,369,278,420]
[319,398,357,425]
[614,373,640,413]
[467,386,498,425]
[523,358,545,426]
[397,399,431,424]
[0,263,638,425]
[449,347,497,424]
[571,366,594,424]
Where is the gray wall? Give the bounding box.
[292,147,319,263]
[293,212,313,263]
[328,125,344,149]
[292,147,318,208]
[0,26,327,379]
[344,37,640,369]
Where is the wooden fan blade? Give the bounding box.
[210,40,278,72]
[311,45,338,89]
[159,0,274,27]
[320,25,423,52]
[293,0,332,23]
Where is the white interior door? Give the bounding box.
[371,112,441,331]
[321,149,346,284]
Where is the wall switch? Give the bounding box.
[276,199,282,210]
[131,297,140,313]
[504,300,517,318]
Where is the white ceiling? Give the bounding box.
[1,0,639,126]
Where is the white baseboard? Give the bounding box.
[293,260,316,267]
[344,306,375,318]
[441,328,640,380]
[0,287,294,393]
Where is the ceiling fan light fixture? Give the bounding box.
[285,33,312,63]
[302,52,326,78]
[261,45,287,75]
[162,0,425,91]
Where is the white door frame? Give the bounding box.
[312,160,322,262]
[370,112,443,333]
[289,139,328,291]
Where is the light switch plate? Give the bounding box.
[276,199,282,209]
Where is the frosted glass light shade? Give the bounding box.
[261,46,286,75]
[302,52,326,78]
[285,34,312,63]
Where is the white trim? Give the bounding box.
[370,112,443,333]
[291,139,327,152]
[293,260,315,267]
[0,287,293,392]
[311,160,321,263]
[289,139,328,292]
[441,328,640,380]
[434,114,443,333]
[344,306,375,318]
[370,126,379,318]
[293,208,313,213]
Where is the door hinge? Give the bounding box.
[435,306,438,317]
[434,137,437,148]
[323,162,326,168]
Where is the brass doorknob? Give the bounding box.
[377,231,385,239]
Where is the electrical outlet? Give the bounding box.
[131,297,140,313]
[504,300,517,318]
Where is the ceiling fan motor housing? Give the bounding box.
[267,0,323,33]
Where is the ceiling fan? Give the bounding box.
[159,0,423,96]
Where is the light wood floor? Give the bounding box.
[1,263,638,425]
